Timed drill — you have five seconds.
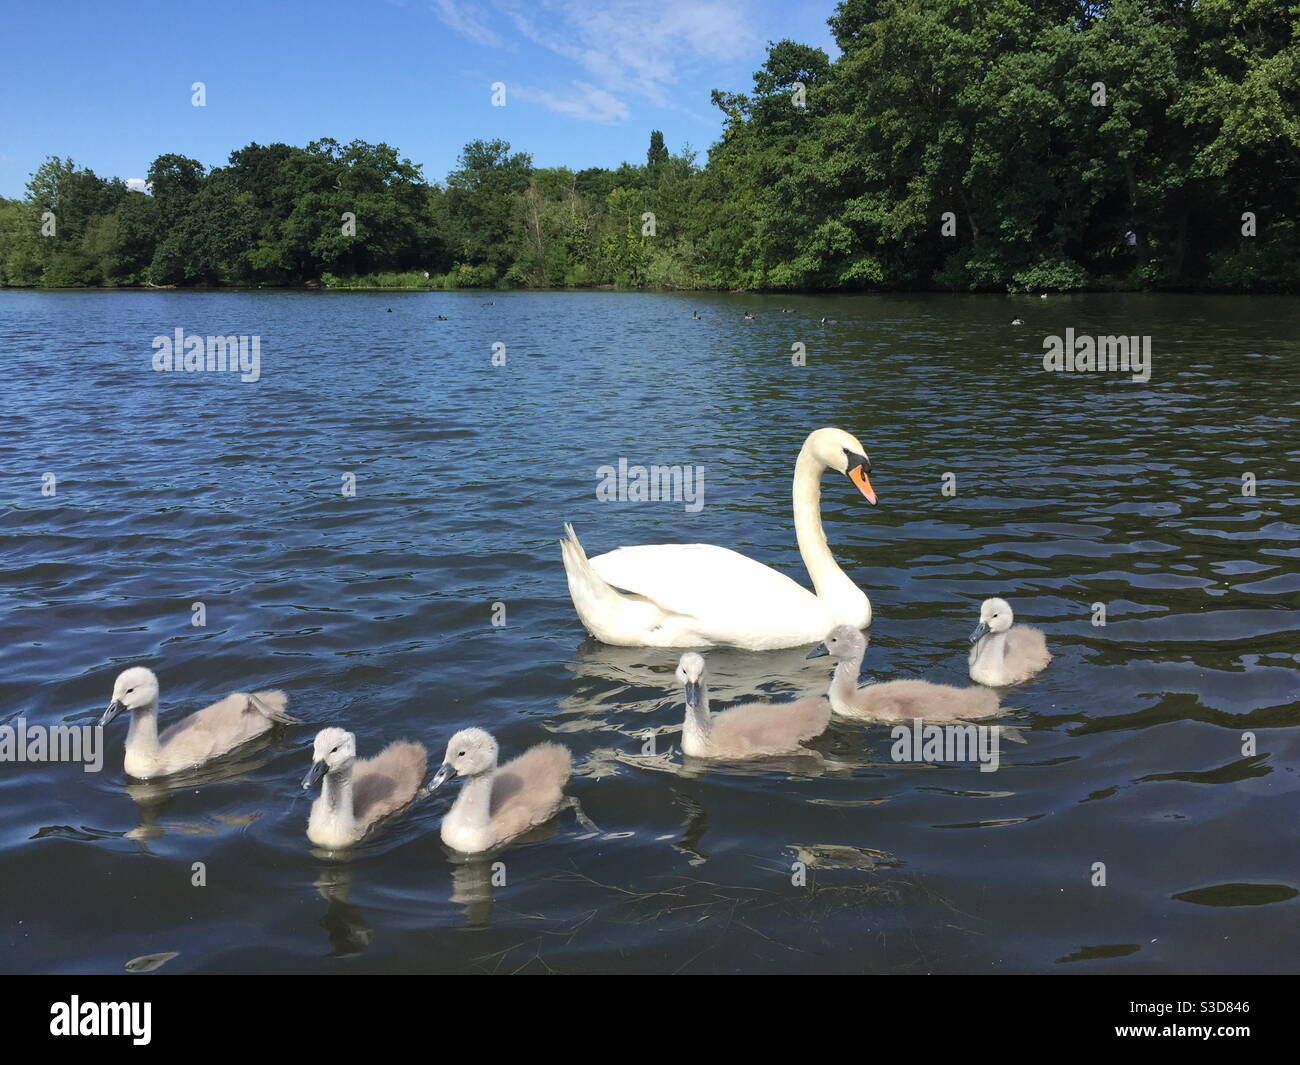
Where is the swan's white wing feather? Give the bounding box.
[590,544,823,627]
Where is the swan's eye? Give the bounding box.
[126,688,135,694]
[458,750,466,757]
[331,746,339,753]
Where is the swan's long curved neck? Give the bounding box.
[830,653,865,706]
[125,702,161,758]
[451,766,497,829]
[792,443,867,619]
[971,631,1008,670]
[323,765,356,832]
[682,686,712,749]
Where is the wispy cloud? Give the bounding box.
[432,0,510,49]
[434,0,760,120]
[512,82,629,123]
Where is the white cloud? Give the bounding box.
[432,0,510,49]
[512,82,629,123]
[434,0,761,119]
[125,177,150,193]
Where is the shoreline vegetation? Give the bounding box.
[2,1,1296,295]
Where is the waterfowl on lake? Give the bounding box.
[303,728,428,849]
[968,597,1052,686]
[692,312,702,320]
[100,667,295,779]
[821,316,838,324]
[560,427,877,650]
[436,315,448,321]
[1012,318,1024,325]
[675,652,830,760]
[744,312,755,320]
[430,728,572,853]
[807,626,1002,723]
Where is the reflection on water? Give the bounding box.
[313,864,373,958]
[1,289,1297,973]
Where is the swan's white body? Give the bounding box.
[560,429,875,651]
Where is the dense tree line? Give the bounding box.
[2,0,1295,292]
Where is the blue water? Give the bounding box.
[2,289,1297,973]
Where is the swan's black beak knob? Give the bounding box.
[302,760,327,790]
[100,700,127,727]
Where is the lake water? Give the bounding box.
[2,289,1297,974]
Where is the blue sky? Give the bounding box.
[0,0,840,198]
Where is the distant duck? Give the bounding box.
[675,652,830,760]
[303,728,427,849]
[431,728,573,853]
[743,312,755,320]
[1040,294,1048,299]
[807,626,1001,723]
[692,312,702,320]
[1011,318,1024,325]
[100,667,295,779]
[782,308,794,313]
[387,308,393,313]
[821,317,838,324]
[968,598,1052,686]
[436,315,449,321]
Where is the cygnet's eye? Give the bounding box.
[458,750,466,758]
[331,746,339,754]
[126,688,135,694]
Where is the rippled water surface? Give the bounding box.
[2,290,1298,974]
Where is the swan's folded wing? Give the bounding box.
[590,544,818,622]
[489,743,571,838]
[353,741,427,825]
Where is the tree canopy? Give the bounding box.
[2,0,1295,291]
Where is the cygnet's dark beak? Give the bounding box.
[969,622,991,645]
[429,763,454,790]
[684,680,703,709]
[805,643,829,659]
[99,700,127,727]
[302,760,327,790]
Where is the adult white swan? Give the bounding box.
[560,427,876,650]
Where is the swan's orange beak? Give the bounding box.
[849,465,877,505]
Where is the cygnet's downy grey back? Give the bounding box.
[675,652,830,760]
[808,626,1001,722]
[303,727,428,849]
[100,666,295,779]
[430,727,572,854]
[968,598,1051,686]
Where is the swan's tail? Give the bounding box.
[560,523,628,639]
[248,690,298,725]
